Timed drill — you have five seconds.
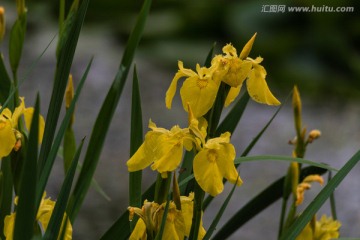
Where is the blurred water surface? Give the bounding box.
[2,1,360,239]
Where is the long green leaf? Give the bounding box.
[43,139,85,240]
[204,99,284,210]
[204,180,237,240]
[234,155,337,172]
[9,14,26,74]
[280,150,360,240]
[36,58,92,208]
[0,55,12,105]
[129,66,143,230]
[67,0,152,223]
[178,150,194,195]
[154,197,171,240]
[38,0,89,176]
[13,95,39,240]
[215,92,249,136]
[212,166,327,240]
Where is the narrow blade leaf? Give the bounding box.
[36,58,92,208]
[43,139,85,240]
[212,166,328,240]
[129,66,143,230]
[234,155,337,172]
[280,150,360,240]
[215,91,249,136]
[38,0,90,175]
[67,0,152,222]
[13,95,40,240]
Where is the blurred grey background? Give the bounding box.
[1,0,360,239]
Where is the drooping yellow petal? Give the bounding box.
[224,85,242,107]
[216,144,242,186]
[193,148,224,196]
[127,141,154,172]
[180,76,219,118]
[165,61,196,109]
[239,33,257,60]
[150,138,183,174]
[23,107,45,143]
[4,213,15,239]
[246,65,280,106]
[296,222,314,240]
[180,193,206,238]
[0,117,16,158]
[129,218,147,240]
[166,71,186,109]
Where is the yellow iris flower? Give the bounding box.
[0,97,45,158]
[193,132,242,196]
[127,119,195,178]
[211,34,280,107]
[296,215,341,240]
[165,61,220,118]
[129,193,206,240]
[165,33,280,118]
[4,192,73,240]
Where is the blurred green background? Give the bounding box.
[10,0,360,102]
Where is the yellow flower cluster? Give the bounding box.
[127,106,242,196]
[127,34,280,197]
[0,97,45,158]
[296,215,341,240]
[165,33,280,118]
[128,193,205,240]
[4,192,73,240]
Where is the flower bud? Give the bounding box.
[308,129,321,143]
[65,74,74,109]
[292,85,302,136]
[239,33,257,59]
[0,7,5,42]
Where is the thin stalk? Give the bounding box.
[59,0,65,34]
[328,171,337,220]
[278,197,288,238]
[154,173,172,204]
[189,181,205,240]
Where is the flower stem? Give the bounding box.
[154,172,172,204]
[189,181,205,240]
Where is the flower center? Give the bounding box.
[197,78,208,89]
[207,149,217,163]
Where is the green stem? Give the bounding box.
[284,201,297,231]
[59,0,65,34]
[328,171,337,220]
[154,173,172,204]
[278,197,288,239]
[189,181,205,240]
[205,82,230,139]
